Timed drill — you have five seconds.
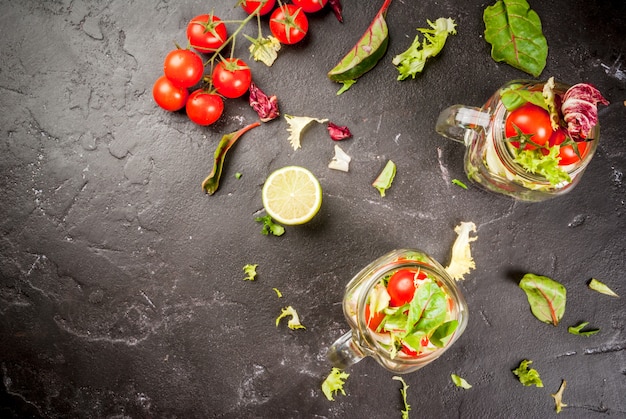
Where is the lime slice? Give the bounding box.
[262,166,322,225]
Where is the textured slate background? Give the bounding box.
[0,0,624,418]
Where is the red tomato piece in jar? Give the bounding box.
[364,304,386,332]
[549,128,589,166]
[505,103,553,150]
[387,269,427,307]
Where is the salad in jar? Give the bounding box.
[474,78,609,198]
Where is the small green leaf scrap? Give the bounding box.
[235,172,243,179]
[255,215,285,236]
[512,359,543,387]
[392,376,411,419]
[243,264,258,281]
[588,278,619,297]
[568,321,599,337]
[373,160,396,197]
[273,288,283,298]
[276,306,305,330]
[551,380,567,413]
[519,273,566,326]
[322,368,349,401]
[451,179,468,189]
[451,374,472,389]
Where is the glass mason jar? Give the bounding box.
[435,80,600,202]
[327,249,469,374]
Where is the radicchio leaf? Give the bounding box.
[327,122,352,141]
[561,83,609,141]
[249,82,279,122]
[328,0,343,23]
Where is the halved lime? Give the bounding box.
[262,166,322,225]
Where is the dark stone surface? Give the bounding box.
[1,0,625,418]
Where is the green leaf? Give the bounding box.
[513,146,571,186]
[551,380,568,413]
[372,160,396,197]
[519,273,566,326]
[392,18,457,80]
[392,376,411,419]
[405,279,447,338]
[321,368,349,401]
[512,359,543,387]
[451,179,468,189]
[276,306,305,330]
[255,215,285,236]
[328,0,392,83]
[430,320,459,347]
[500,85,548,112]
[273,287,283,298]
[568,321,599,336]
[451,374,472,389]
[242,264,258,281]
[483,0,548,77]
[588,278,619,297]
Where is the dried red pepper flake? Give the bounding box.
[327,122,352,141]
[249,82,280,122]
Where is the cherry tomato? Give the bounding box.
[387,269,427,307]
[211,58,252,99]
[240,0,276,16]
[186,14,228,54]
[550,128,589,166]
[292,0,328,13]
[270,4,309,45]
[152,76,189,112]
[364,305,386,332]
[163,49,204,88]
[185,90,224,126]
[505,103,552,150]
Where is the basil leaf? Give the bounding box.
[519,273,566,326]
[568,321,600,336]
[483,0,548,77]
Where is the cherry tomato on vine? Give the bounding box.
[292,0,328,13]
[387,269,427,307]
[153,76,189,112]
[269,4,309,45]
[186,14,228,54]
[240,0,276,16]
[364,305,386,332]
[505,103,553,150]
[163,49,204,88]
[550,128,589,166]
[211,58,252,99]
[185,90,224,126]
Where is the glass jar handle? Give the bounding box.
[327,331,366,369]
[436,105,491,146]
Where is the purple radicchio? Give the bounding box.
[327,122,352,141]
[561,83,609,141]
[328,0,343,23]
[249,82,279,122]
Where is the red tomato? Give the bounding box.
[292,0,328,13]
[186,14,228,54]
[241,0,276,15]
[550,128,589,166]
[163,49,204,88]
[270,4,309,45]
[387,269,427,307]
[364,305,385,332]
[152,76,189,111]
[400,337,430,357]
[505,103,552,150]
[211,58,252,99]
[185,90,224,126]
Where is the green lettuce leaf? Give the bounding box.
[512,359,543,387]
[372,160,396,197]
[513,145,571,186]
[588,278,619,297]
[519,273,566,326]
[568,321,599,336]
[392,376,411,419]
[242,264,258,281]
[483,0,548,77]
[451,374,472,389]
[322,368,349,401]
